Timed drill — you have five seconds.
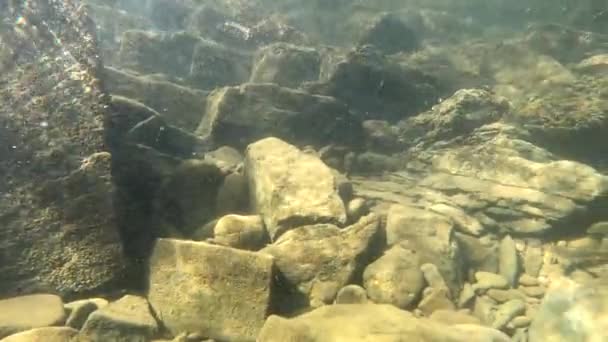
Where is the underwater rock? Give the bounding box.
[303,46,439,122]
[64,298,109,330]
[118,30,200,79]
[189,39,252,90]
[346,197,368,224]
[397,88,508,149]
[498,235,520,288]
[429,309,481,325]
[211,214,268,250]
[262,214,381,309]
[352,152,402,174]
[575,54,608,75]
[155,159,225,235]
[361,120,403,153]
[80,295,158,342]
[335,285,368,304]
[0,295,66,339]
[418,287,455,316]
[103,66,208,132]
[528,277,608,342]
[148,238,273,341]
[486,289,526,304]
[215,172,249,216]
[144,0,195,31]
[245,137,347,240]
[492,299,526,330]
[357,13,420,55]
[0,0,128,298]
[363,244,426,309]
[524,23,608,64]
[85,3,152,64]
[250,43,321,88]
[196,83,362,149]
[386,204,464,297]
[455,233,499,275]
[257,304,510,342]
[473,272,509,293]
[0,327,78,342]
[108,95,202,158]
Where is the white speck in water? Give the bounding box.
[11,146,16,149]
[40,121,49,127]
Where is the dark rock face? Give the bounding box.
[358,13,420,55]
[196,83,364,149]
[0,1,127,298]
[304,46,440,122]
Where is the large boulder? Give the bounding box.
[257,304,511,342]
[0,0,128,298]
[261,214,382,310]
[196,83,363,149]
[147,239,274,341]
[245,138,347,240]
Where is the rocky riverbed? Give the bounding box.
[1,0,608,341]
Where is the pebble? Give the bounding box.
[510,315,532,328]
[518,274,539,287]
[458,283,476,308]
[473,272,509,293]
[492,299,526,330]
[486,289,526,303]
[519,286,545,298]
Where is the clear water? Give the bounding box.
[1,0,607,341]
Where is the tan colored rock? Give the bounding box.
[64,298,109,330]
[263,214,380,308]
[0,295,66,339]
[429,309,482,325]
[363,244,426,309]
[518,274,539,287]
[0,327,78,342]
[245,137,347,240]
[386,204,463,297]
[519,286,546,298]
[148,239,274,341]
[418,288,455,316]
[80,295,158,342]
[257,304,510,342]
[486,289,526,303]
[212,214,268,250]
[473,272,509,293]
[335,285,368,304]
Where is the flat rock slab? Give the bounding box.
[147,238,274,341]
[0,295,66,339]
[0,327,78,342]
[257,304,510,342]
[80,295,158,342]
[245,137,347,240]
